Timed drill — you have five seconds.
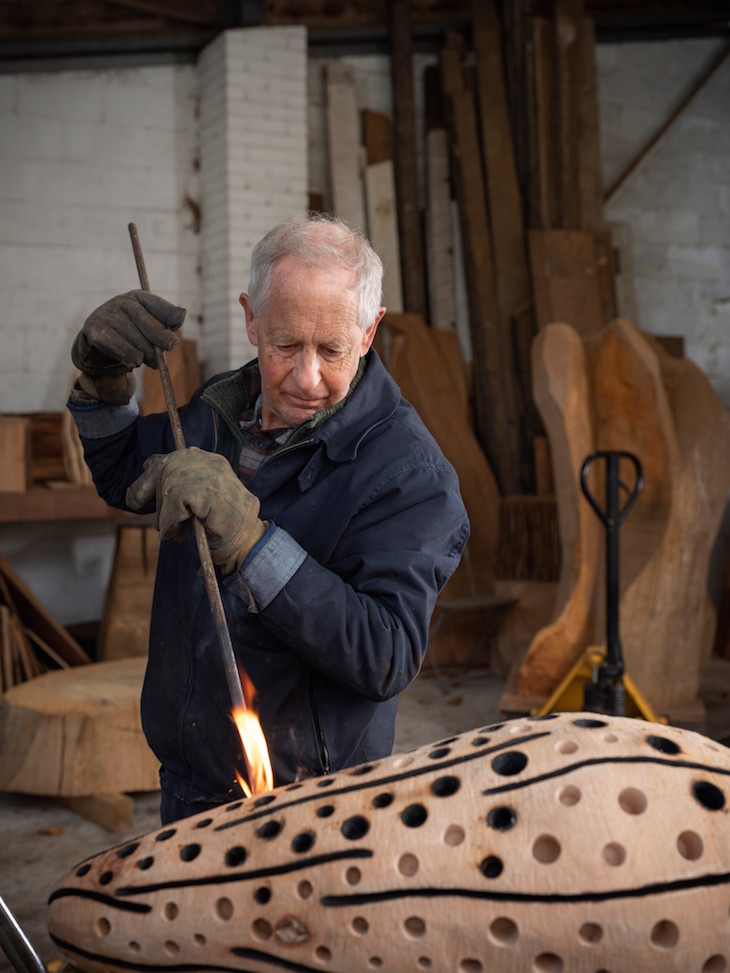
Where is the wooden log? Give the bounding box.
[325,61,366,233]
[58,793,134,832]
[362,109,403,313]
[0,657,160,797]
[0,416,29,492]
[97,526,159,662]
[389,0,427,317]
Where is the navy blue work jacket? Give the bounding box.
[72,350,469,805]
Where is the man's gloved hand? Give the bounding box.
[126,447,267,575]
[71,290,186,405]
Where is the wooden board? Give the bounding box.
[424,64,456,333]
[325,61,366,233]
[362,110,403,313]
[576,16,604,228]
[26,412,66,483]
[0,657,160,797]
[0,416,29,492]
[0,552,90,668]
[553,0,582,228]
[526,16,558,229]
[529,227,606,335]
[97,525,160,662]
[141,339,201,416]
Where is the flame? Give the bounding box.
[232,668,273,798]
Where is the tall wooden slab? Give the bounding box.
[325,61,366,233]
[529,227,605,335]
[389,0,427,316]
[553,0,582,228]
[424,64,456,333]
[0,417,29,492]
[441,37,521,495]
[362,109,403,313]
[576,16,604,227]
[97,526,159,662]
[526,16,558,229]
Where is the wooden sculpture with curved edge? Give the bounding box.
[519,319,730,717]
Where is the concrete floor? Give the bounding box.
[0,668,505,972]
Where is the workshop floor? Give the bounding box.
[0,667,505,971]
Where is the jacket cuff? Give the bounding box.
[67,396,140,439]
[224,524,307,612]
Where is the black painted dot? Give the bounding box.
[225,846,247,867]
[479,856,504,879]
[257,820,283,840]
[195,818,213,829]
[226,802,243,812]
[316,805,335,818]
[573,718,607,728]
[429,747,451,759]
[431,776,460,798]
[693,780,726,811]
[351,764,375,776]
[373,792,394,809]
[471,736,490,747]
[99,871,113,886]
[286,783,303,791]
[647,735,681,755]
[254,795,276,807]
[180,844,201,862]
[254,887,271,904]
[401,804,428,828]
[292,831,315,854]
[156,829,176,842]
[317,778,336,788]
[137,857,154,871]
[342,816,370,840]
[436,737,458,746]
[528,714,559,721]
[480,723,504,733]
[487,806,517,831]
[117,842,139,859]
[491,751,528,776]
[76,863,91,877]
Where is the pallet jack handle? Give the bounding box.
[580,451,643,714]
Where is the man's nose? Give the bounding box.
[294,350,321,391]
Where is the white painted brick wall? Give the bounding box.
[199,26,308,376]
[0,64,201,414]
[598,38,730,410]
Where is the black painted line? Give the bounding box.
[113,849,373,898]
[320,869,730,908]
[47,888,151,912]
[214,732,553,830]
[481,754,730,797]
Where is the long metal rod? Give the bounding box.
[0,895,46,973]
[127,223,255,789]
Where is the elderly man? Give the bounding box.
[69,213,469,824]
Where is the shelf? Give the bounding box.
[0,487,142,524]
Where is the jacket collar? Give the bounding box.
[201,349,401,463]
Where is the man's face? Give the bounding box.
[240,255,384,430]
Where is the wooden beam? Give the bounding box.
[389,0,427,317]
[525,16,558,229]
[553,0,583,228]
[424,64,456,333]
[325,61,366,233]
[576,16,604,227]
[362,110,404,313]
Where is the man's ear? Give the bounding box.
[239,293,258,346]
[360,307,386,357]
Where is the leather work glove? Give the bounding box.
[71,290,186,405]
[126,447,268,575]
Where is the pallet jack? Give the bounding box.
[532,450,666,723]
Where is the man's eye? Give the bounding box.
[321,347,342,359]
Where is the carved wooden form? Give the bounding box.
[519,319,730,712]
[47,712,730,972]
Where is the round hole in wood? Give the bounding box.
[618,788,647,815]
[557,785,581,806]
[602,731,619,743]
[677,830,704,861]
[346,866,361,886]
[458,960,483,973]
[578,922,602,944]
[164,902,178,921]
[128,941,140,953]
[368,957,383,968]
[315,945,332,962]
[533,952,564,972]
[404,916,426,938]
[164,941,179,957]
[352,917,369,936]
[602,842,626,867]
[651,919,679,949]
[702,955,727,972]
[95,918,111,938]
[488,917,518,946]
[444,824,465,846]
[401,804,428,828]
[252,918,272,940]
[194,934,206,946]
[555,739,578,755]
[216,897,234,921]
[417,958,432,969]
[532,835,561,864]
[398,853,419,876]
[297,880,313,900]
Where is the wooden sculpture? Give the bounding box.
[47,712,730,972]
[518,319,730,716]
